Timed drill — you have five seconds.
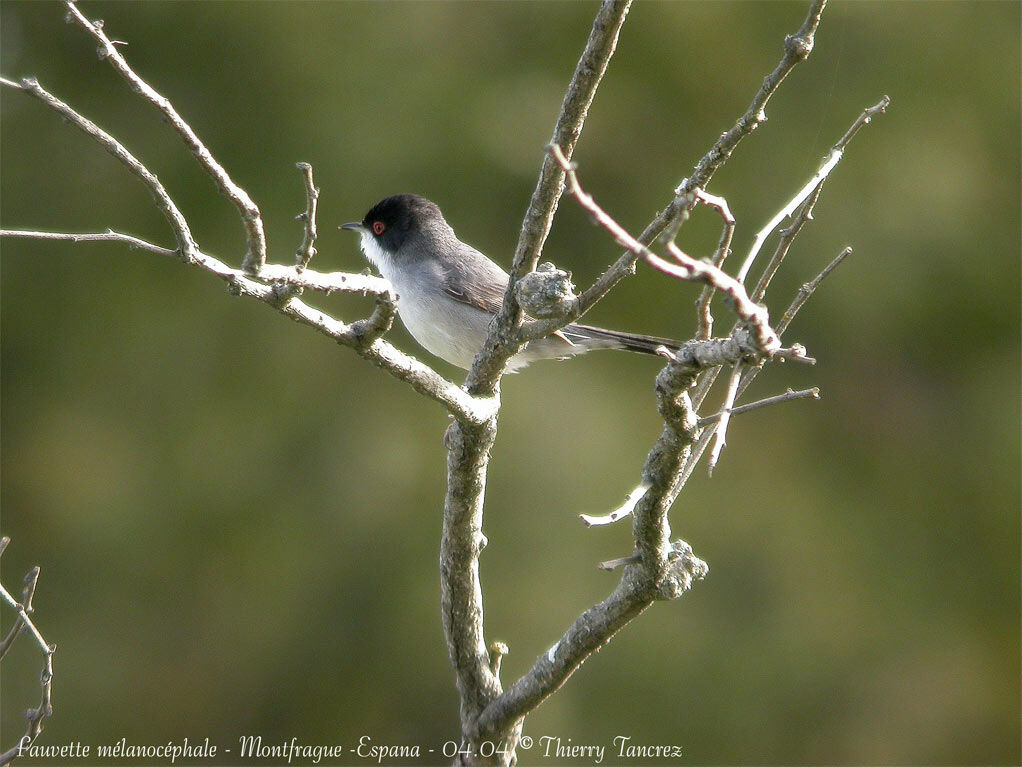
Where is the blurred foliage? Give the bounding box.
[1,1,1018,764]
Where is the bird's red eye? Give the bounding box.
[372,221,386,235]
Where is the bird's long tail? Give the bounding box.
[561,322,683,356]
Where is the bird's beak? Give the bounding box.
[340,222,364,233]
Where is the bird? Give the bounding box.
[342,194,682,372]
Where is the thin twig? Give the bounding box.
[488,642,509,679]
[693,191,737,340]
[707,363,743,474]
[62,0,267,273]
[834,95,891,151]
[294,162,319,271]
[747,97,888,301]
[697,387,820,427]
[597,554,641,571]
[0,229,178,258]
[350,297,398,349]
[681,0,827,194]
[1,77,198,260]
[0,566,40,661]
[735,148,843,286]
[752,183,824,303]
[0,229,398,301]
[778,246,853,336]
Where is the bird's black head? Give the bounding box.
[346,194,448,252]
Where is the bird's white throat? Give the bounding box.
[358,231,398,281]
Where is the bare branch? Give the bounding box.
[0,228,395,304]
[680,0,827,194]
[751,183,825,303]
[62,0,267,273]
[0,229,178,258]
[473,538,706,742]
[257,264,394,297]
[693,190,737,340]
[441,4,634,757]
[778,246,852,335]
[294,162,320,271]
[697,387,820,427]
[440,420,502,729]
[1,77,198,260]
[707,363,743,474]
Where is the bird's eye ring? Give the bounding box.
[372,221,386,235]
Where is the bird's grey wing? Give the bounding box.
[440,242,513,315]
[440,243,579,351]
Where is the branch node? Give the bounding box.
[785,32,813,60]
[657,540,709,600]
[267,280,300,308]
[513,262,578,319]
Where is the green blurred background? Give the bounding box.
[1,1,1018,764]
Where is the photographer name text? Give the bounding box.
[17,733,683,764]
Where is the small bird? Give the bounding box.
[342,194,682,371]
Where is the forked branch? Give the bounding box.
[62,0,267,273]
